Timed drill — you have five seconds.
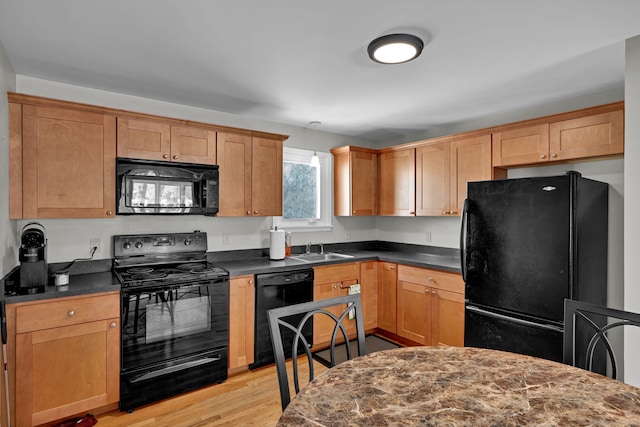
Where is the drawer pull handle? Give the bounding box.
[110,322,117,328]
[68,310,75,317]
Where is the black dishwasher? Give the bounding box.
[250,269,314,369]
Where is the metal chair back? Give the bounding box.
[267,294,366,411]
[563,298,640,379]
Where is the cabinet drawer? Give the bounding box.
[16,293,120,333]
[313,263,360,284]
[397,265,464,294]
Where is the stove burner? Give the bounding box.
[130,271,168,281]
[127,267,154,275]
[189,265,217,274]
[177,263,204,270]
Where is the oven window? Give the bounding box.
[128,177,194,208]
[145,290,211,343]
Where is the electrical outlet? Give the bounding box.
[425,232,432,243]
[90,238,102,254]
[222,233,230,245]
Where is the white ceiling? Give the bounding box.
[2,1,640,141]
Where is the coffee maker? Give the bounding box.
[19,223,47,294]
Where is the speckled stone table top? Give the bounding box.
[277,346,640,426]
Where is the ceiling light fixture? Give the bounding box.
[367,33,424,64]
[309,121,321,167]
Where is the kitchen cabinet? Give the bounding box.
[359,261,379,330]
[117,117,217,164]
[228,275,255,372]
[313,263,360,346]
[217,133,283,216]
[10,292,120,427]
[415,142,449,216]
[377,262,397,333]
[396,265,464,346]
[379,148,415,216]
[492,105,623,167]
[10,102,116,219]
[449,134,494,215]
[331,146,378,216]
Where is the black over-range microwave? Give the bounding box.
[116,158,219,215]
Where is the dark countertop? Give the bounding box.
[2,242,461,304]
[214,249,461,276]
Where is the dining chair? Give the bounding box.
[563,298,640,379]
[267,294,366,411]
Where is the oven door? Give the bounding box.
[121,278,229,372]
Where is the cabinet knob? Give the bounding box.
[246,210,251,215]
[432,290,437,295]
[110,322,117,328]
[253,210,259,215]
[163,154,169,159]
[428,277,434,282]
[106,210,114,216]
[173,155,179,160]
[249,279,253,285]
[409,211,415,215]
[551,153,558,158]
[540,154,547,159]
[442,210,448,215]
[450,210,458,215]
[68,310,75,317]
[352,210,357,215]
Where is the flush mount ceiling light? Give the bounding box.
[367,33,424,64]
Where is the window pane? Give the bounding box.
[283,162,318,219]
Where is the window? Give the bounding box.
[273,147,332,231]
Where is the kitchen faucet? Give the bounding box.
[306,242,324,254]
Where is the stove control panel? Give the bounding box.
[113,231,207,258]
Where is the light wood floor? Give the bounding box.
[95,360,328,427]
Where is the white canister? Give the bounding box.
[269,229,286,260]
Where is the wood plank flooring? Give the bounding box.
[95,360,328,427]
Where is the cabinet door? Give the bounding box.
[416,142,450,216]
[313,282,339,345]
[377,262,397,333]
[396,280,430,345]
[379,149,415,216]
[170,125,217,164]
[449,134,492,215]
[16,318,120,426]
[229,275,255,370]
[492,124,549,167]
[22,105,116,218]
[251,137,283,216]
[351,150,378,216]
[359,261,378,330]
[549,109,624,161]
[432,288,465,347]
[116,117,171,161]
[217,132,252,216]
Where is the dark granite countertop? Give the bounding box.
[2,241,460,304]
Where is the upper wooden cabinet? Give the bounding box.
[493,104,623,167]
[379,148,416,216]
[331,146,378,216]
[217,133,283,216]
[11,102,116,219]
[416,142,449,216]
[117,117,217,164]
[449,134,494,215]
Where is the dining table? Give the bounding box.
[276,346,640,426]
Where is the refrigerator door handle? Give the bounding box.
[460,199,469,282]
[466,305,564,333]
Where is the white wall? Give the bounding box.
[13,77,377,263]
[0,39,16,277]
[624,35,640,387]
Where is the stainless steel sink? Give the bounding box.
[289,252,355,262]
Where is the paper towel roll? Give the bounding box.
[270,229,285,260]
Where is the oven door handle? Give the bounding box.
[130,355,222,383]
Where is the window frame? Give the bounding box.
[273,147,333,232]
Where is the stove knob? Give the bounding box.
[135,241,144,249]
[123,242,131,249]
[184,239,192,246]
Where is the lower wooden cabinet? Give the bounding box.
[377,262,398,333]
[312,263,360,346]
[11,292,120,427]
[396,265,465,346]
[228,275,255,371]
[359,261,378,330]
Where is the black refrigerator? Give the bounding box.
[461,171,608,363]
